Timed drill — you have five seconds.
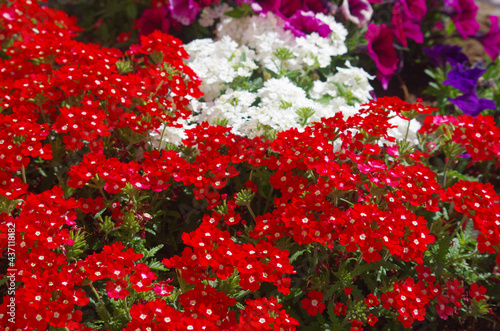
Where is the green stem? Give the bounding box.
[339,198,355,207]
[445,249,479,267]
[21,165,27,184]
[157,123,168,151]
[38,104,48,124]
[443,158,451,188]
[89,282,111,322]
[449,214,468,240]
[99,187,109,203]
[246,204,257,221]
[124,295,132,321]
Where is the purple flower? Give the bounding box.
[478,16,500,60]
[444,0,480,39]
[286,10,332,37]
[168,0,201,26]
[137,6,171,37]
[449,91,496,117]
[366,23,399,89]
[340,0,373,27]
[423,45,469,68]
[443,63,487,93]
[391,1,423,48]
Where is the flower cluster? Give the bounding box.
[0,1,499,330]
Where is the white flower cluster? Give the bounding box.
[183,36,258,102]
[215,11,348,72]
[310,61,374,104]
[154,5,416,148]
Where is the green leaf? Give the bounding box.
[424,68,436,79]
[225,3,253,18]
[436,236,452,263]
[94,206,107,219]
[264,68,279,79]
[289,248,308,264]
[447,169,479,182]
[148,260,167,271]
[125,3,137,19]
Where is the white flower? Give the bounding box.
[310,61,374,103]
[199,3,232,27]
[151,118,196,147]
[184,36,257,102]
[386,116,422,146]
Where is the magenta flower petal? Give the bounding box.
[287,10,332,37]
[137,6,170,37]
[340,0,373,27]
[168,0,201,26]
[253,0,328,18]
[401,0,427,21]
[445,0,480,38]
[478,16,500,60]
[366,23,399,87]
[392,2,423,47]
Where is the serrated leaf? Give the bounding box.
[264,68,279,79]
[327,300,340,326]
[145,227,156,235]
[351,262,376,278]
[145,244,164,258]
[324,282,342,299]
[289,248,308,264]
[148,260,167,271]
[447,169,479,182]
[360,273,377,292]
[436,236,452,263]
[285,70,302,80]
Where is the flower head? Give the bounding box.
[136,6,171,36]
[391,1,424,48]
[286,10,332,37]
[449,91,496,117]
[423,44,469,68]
[366,23,399,89]
[340,0,373,27]
[478,15,500,60]
[301,291,325,316]
[443,63,487,93]
[444,0,480,38]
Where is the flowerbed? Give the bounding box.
[0,0,499,330]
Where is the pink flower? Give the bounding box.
[445,0,480,38]
[168,0,201,26]
[286,10,332,37]
[478,16,500,60]
[402,0,427,21]
[340,0,373,27]
[392,1,423,48]
[136,6,170,36]
[435,295,454,320]
[366,23,399,89]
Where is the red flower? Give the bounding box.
[367,313,379,326]
[106,279,130,299]
[364,293,380,307]
[301,291,325,316]
[469,283,487,301]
